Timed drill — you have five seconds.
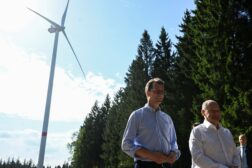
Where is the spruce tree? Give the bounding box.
[102,90,125,168]
[189,0,252,139]
[71,101,100,168]
[173,9,201,168]
[152,27,177,119]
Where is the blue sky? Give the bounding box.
[0,0,195,166]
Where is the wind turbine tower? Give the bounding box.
[28,0,85,167]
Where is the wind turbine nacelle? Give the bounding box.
[48,27,58,33]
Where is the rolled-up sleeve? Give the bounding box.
[169,121,181,160]
[121,112,141,158]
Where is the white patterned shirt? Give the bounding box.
[189,120,240,168]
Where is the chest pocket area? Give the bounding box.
[201,130,223,155]
[138,117,156,135]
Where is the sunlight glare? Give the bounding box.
[0,0,38,32]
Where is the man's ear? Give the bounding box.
[201,110,205,116]
[146,90,150,97]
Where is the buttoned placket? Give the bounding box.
[241,146,248,168]
[216,127,230,166]
[155,111,163,151]
[241,147,244,158]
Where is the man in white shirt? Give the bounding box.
[189,100,240,168]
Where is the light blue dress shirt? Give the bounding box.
[240,145,248,168]
[121,104,181,161]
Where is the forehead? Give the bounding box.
[152,82,164,89]
[206,102,219,110]
[239,136,246,140]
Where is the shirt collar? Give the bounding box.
[203,119,221,130]
[144,103,161,112]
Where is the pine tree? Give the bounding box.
[95,95,111,167]
[173,9,201,167]
[124,30,154,109]
[71,96,111,168]
[71,101,100,168]
[152,27,173,78]
[101,89,125,168]
[188,0,252,138]
[136,30,155,78]
[152,27,177,119]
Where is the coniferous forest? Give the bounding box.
[1,0,251,167]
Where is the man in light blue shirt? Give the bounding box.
[121,78,181,168]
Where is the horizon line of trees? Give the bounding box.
[0,158,70,168]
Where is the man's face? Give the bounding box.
[202,102,221,125]
[239,136,247,145]
[147,83,164,106]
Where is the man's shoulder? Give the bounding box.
[159,110,171,118]
[192,124,209,136]
[220,126,232,134]
[133,106,145,113]
[130,106,145,117]
[193,123,204,131]
[190,124,205,140]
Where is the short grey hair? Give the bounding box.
[201,100,217,110]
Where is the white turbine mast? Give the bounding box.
[28,0,85,167]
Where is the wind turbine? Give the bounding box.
[28,0,85,167]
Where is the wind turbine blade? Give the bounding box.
[61,0,70,26]
[62,30,86,79]
[28,8,61,28]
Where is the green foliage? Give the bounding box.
[187,0,252,139]
[70,98,111,168]
[173,9,201,167]
[101,89,127,168]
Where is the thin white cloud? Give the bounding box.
[0,129,73,166]
[0,129,40,162]
[0,38,124,121]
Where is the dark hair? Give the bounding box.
[145,78,164,93]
